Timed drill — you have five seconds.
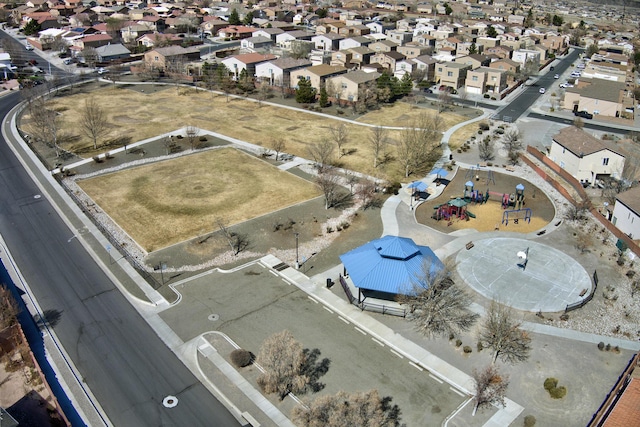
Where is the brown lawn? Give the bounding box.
[42,86,472,183]
[77,148,321,252]
[448,121,481,150]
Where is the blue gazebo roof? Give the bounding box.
[339,235,444,295]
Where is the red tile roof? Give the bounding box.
[603,378,640,427]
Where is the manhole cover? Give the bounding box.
[162,396,178,408]
[208,314,219,321]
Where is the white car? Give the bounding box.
[554,74,560,79]
[97,67,108,74]
[539,88,546,94]
[25,43,33,51]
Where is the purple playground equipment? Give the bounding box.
[501,183,530,225]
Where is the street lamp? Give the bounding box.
[294,233,299,269]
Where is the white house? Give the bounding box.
[221,53,277,79]
[255,57,312,87]
[548,126,626,187]
[611,186,640,240]
[512,48,540,66]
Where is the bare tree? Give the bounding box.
[80,97,109,149]
[369,126,388,168]
[472,364,509,415]
[502,129,524,165]
[216,218,249,255]
[316,167,342,209]
[478,137,495,161]
[397,113,443,178]
[564,199,590,221]
[81,47,99,68]
[185,125,200,150]
[27,98,62,157]
[573,117,584,129]
[270,138,286,161]
[329,123,349,157]
[0,284,20,331]
[355,180,379,210]
[307,140,335,172]
[398,260,479,338]
[437,90,452,112]
[573,227,594,253]
[256,330,309,400]
[480,300,532,364]
[292,389,403,427]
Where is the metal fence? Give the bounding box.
[359,299,407,318]
[338,274,356,304]
[565,270,598,313]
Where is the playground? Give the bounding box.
[415,168,555,234]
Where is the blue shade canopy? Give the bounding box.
[465,181,474,187]
[408,181,427,191]
[516,184,525,190]
[430,167,448,177]
[340,236,444,295]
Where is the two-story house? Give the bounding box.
[255,57,312,87]
[289,64,347,92]
[326,70,381,103]
[435,62,471,90]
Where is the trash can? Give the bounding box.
[449,154,453,160]
[326,278,332,288]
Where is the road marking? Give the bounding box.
[450,387,464,397]
[307,296,318,304]
[409,362,424,371]
[390,349,403,359]
[354,327,366,335]
[338,316,349,324]
[429,374,443,384]
[323,306,333,314]
[268,270,277,277]
[371,337,384,347]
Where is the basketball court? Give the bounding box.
[456,237,592,312]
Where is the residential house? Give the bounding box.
[200,17,228,37]
[219,25,255,40]
[435,36,461,55]
[338,24,370,37]
[371,50,406,72]
[539,34,566,54]
[476,37,499,50]
[435,62,471,90]
[512,49,540,66]
[95,43,131,62]
[611,186,640,239]
[339,36,371,51]
[240,35,273,50]
[276,30,313,49]
[255,57,311,87]
[252,27,284,42]
[121,23,154,44]
[326,70,380,103]
[548,126,625,186]
[454,54,491,69]
[222,53,278,79]
[346,46,374,68]
[73,33,113,50]
[489,58,520,81]
[464,66,506,94]
[397,44,430,59]
[394,58,416,79]
[581,62,628,83]
[369,40,398,53]
[563,78,627,118]
[331,51,354,68]
[485,44,512,59]
[412,54,437,82]
[143,45,201,71]
[137,32,182,48]
[289,64,347,92]
[366,20,395,34]
[386,30,413,46]
[414,33,436,49]
[312,33,344,51]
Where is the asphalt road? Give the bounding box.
[495,47,583,122]
[0,94,240,426]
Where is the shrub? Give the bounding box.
[606,343,611,351]
[230,349,253,367]
[549,386,567,399]
[483,93,490,98]
[478,121,490,131]
[199,136,207,142]
[449,332,455,340]
[326,226,333,233]
[463,345,472,353]
[455,339,462,347]
[544,378,558,391]
[524,415,537,427]
[477,341,483,352]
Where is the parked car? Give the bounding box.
[538,87,546,94]
[574,110,593,119]
[97,67,108,74]
[554,74,560,79]
[63,58,73,65]
[25,43,33,51]
[422,87,433,93]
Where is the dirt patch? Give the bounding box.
[416,168,555,234]
[112,115,144,124]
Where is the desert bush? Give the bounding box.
[477,341,483,352]
[230,349,253,368]
[199,136,207,141]
[598,342,605,350]
[544,378,557,391]
[449,333,455,340]
[606,343,611,351]
[549,386,567,399]
[455,339,462,347]
[524,415,536,427]
[463,346,472,353]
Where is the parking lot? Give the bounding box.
[158,262,467,426]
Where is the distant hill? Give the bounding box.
[585,0,640,7]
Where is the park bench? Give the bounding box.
[466,241,475,250]
[579,289,588,297]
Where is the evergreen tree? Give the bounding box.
[319,86,329,107]
[399,73,413,96]
[486,25,497,38]
[23,19,41,36]
[295,78,316,103]
[229,9,241,25]
[468,42,477,55]
[243,12,254,26]
[444,3,452,15]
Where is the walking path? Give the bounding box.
[4,76,640,427]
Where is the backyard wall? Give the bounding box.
[523,146,640,258]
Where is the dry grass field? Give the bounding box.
[448,121,481,150]
[43,86,472,183]
[77,147,321,252]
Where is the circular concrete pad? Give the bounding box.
[456,237,591,312]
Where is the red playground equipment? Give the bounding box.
[433,198,470,222]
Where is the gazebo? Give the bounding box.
[339,235,444,302]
